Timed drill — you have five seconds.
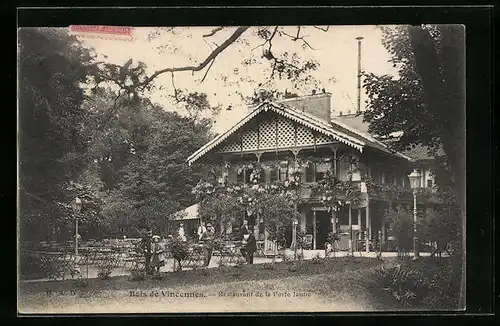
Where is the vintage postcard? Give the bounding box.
[18,24,466,314]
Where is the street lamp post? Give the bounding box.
[408,170,421,260]
[413,189,419,259]
[74,196,82,257]
[292,219,298,260]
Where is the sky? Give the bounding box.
[76,25,398,134]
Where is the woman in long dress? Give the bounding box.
[151,235,165,274]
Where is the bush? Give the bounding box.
[19,252,46,279]
[170,237,190,271]
[311,253,323,264]
[385,206,414,255]
[97,266,112,280]
[372,264,428,307]
[73,278,88,288]
[261,263,276,270]
[130,269,145,281]
[370,258,461,310]
[420,259,461,310]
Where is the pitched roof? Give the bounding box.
[333,114,370,134]
[187,101,366,165]
[335,114,442,161]
[187,102,415,165]
[329,114,411,159]
[401,144,444,161]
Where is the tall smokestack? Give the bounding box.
[356,36,364,114]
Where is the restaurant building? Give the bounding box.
[186,92,434,253]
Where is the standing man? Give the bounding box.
[178,223,187,242]
[245,227,257,264]
[200,223,215,267]
[239,219,250,259]
[141,228,153,274]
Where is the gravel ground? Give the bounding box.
[19,274,372,313]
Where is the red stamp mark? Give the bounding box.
[69,25,133,41]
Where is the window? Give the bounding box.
[372,167,380,183]
[269,167,278,182]
[337,160,351,181]
[278,163,288,181]
[244,168,253,184]
[386,172,394,184]
[236,169,244,183]
[396,175,403,186]
[305,163,315,183]
[315,163,329,181]
[427,179,433,188]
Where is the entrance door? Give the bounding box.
[315,211,331,249]
[285,225,293,248]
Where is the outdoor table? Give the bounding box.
[125,252,145,273]
[219,244,246,265]
[82,248,123,275]
[183,244,206,269]
[255,241,265,257]
[77,248,100,265]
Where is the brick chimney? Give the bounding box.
[277,92,332,123]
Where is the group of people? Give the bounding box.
[197,219,257,265]
[140,229,166,275]
[139,219,258,274]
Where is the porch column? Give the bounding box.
[331,209,337,233]
[300,211,306,232]
[366,201,371,253]
[254,212,260,240]
[264,225,268,252]
[381,204,386,247]
[313,211,317,250]
[348,205,353,253]
[357,208,362,252]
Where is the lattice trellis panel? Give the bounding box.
[277,117,295,148]
[296,125,315,146]
[242,126,259,151]
[315,132,336,145]
[219,135,241,152]
[259,118,277,150]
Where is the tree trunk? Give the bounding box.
[408,25,466,309]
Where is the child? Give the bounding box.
[325,242,334,258]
